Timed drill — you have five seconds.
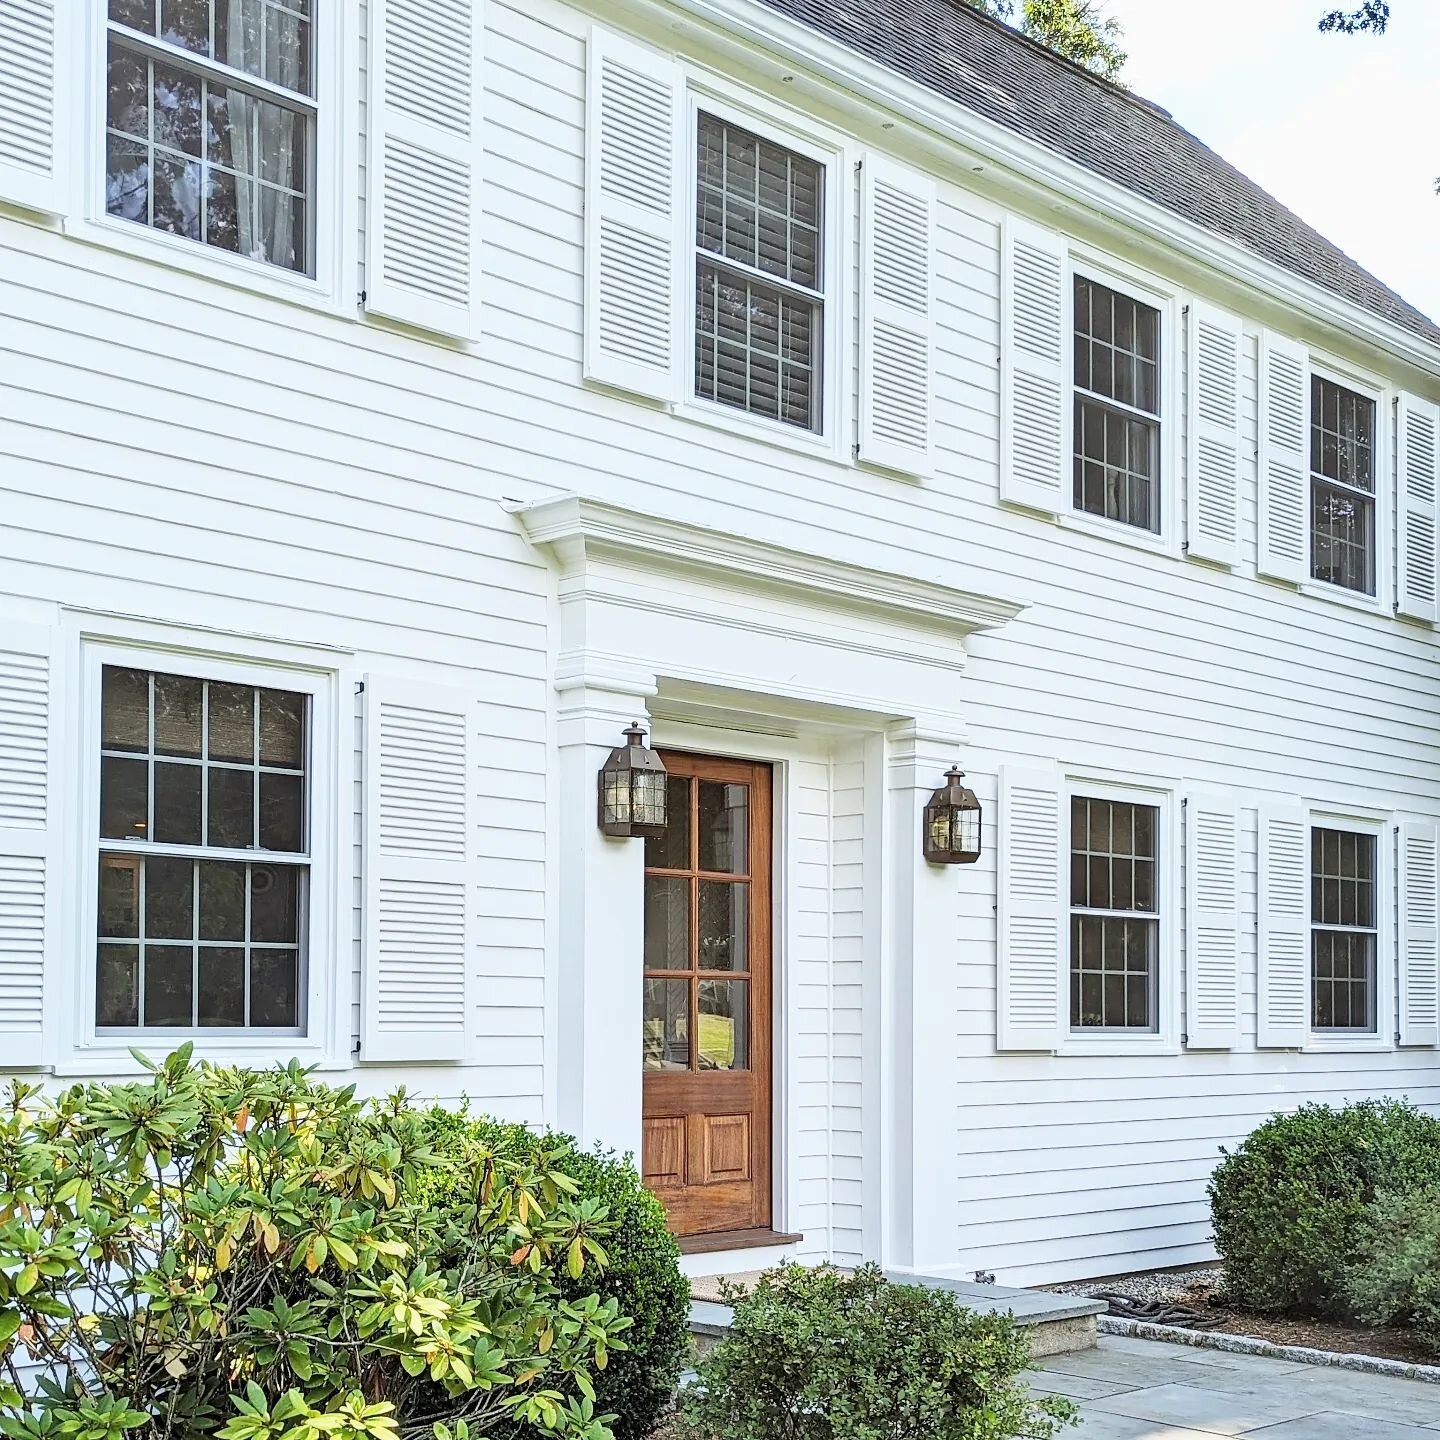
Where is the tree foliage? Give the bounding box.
[1319,2,1390,33]
[0,1049,632,1440]
[965,0,1127,82]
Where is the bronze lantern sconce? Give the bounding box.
[597,723,668,839]
[923,766,981,864]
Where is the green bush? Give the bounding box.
[0,1048,630,1440]
[670,1263,1075,1440]
[417,1115,689,1440]
[1342,1188,1440,1352]
[1209,1099,1440,1317]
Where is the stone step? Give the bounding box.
[689,1270,1105,1358]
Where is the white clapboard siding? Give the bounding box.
[1399,821,1440,1047]
[858,154,936,476]
[999,218,1068,515]
[0,623,51,1069]
[0,0,64,215]
[1183,793,1239,1049]
[361,675,478,1062]
[1396,393,1440,623]
[1185,303,1243,567]
[583,28,684,401]
[366,0,483,339]
[1257,332,1310,585]
[997,767,1062,1051]
[1257,803,1309,1048]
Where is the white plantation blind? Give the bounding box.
[0,623,52,1068]
[1397,393,1440,623]
[1185,304,1244,567]
[1258,803,1309,1048]
[858,155,935,476]
[997,767,1062,1051]
[361,676,477,1063]
[1000,218,1068,515]
[0,0,64,215]
[366,0,483,340]
[583,29,684,402]
[1184,794,1239,1049]
[1399,822,1440,1047]
[1258,332,1310,585]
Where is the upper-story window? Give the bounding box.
[104,0,316,276]
[1073,274,1162,534]
[1310,824,1377,1032]
[96,664,309,1032]
[1310,375,1377,596]
[694,112,824,433]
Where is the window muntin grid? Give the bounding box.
[105,0,316,276]
[694,112,823,433]
[1069,795,1160,1032]
[1310,375,1377,595]
[1310,825,1378,1033]
[96,665,308,1033]
[1073,275,1162,534]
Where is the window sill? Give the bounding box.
[673,397,848,466]
[1297,581,1388,618]
[52,1035,349,1078]
[1303,1033,1394,1055]
[1057,1034,1181,1058]
[66,213,350,319]
[1056,509,1180,560]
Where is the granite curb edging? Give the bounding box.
[1099,1314,1440,1385]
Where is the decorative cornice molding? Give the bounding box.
[510,494,1029,636]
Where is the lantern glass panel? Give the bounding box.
[953,807,981,854]
[632,769,668,829]
[602,772,631,829]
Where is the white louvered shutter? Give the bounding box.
[365,0,483,340]
[1257,803,1309,1048]
[1185,304,1243,567]
[1000,218,1068,515]
[1399,821,1440,1047]
[1396,393,1439,623]
[583,29,684,402]
[0,0,65,215]
[361,676,477,1063]
[997,767,1062,1050]
[858,155,935,477]
[0,623,52,1069]
[1257,332,1310,585]
[1184,794,1239,1049]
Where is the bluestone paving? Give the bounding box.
[1085,1381,1324,1435]
[1247,1414,1434,1438]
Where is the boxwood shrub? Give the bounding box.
[1209,1099,1440,1317]
[420,1114,690,1440]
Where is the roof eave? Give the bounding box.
[641,0,1440,381]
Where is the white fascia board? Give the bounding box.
[612,0,1440,384]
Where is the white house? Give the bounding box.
[1,0,1439,1287]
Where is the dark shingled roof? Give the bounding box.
[758,0,1440,349]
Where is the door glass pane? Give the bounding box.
[643,979,690,1071]
[698,881,747,972]
[698,979,748,1070]
[698,781,748,873]
[644,877,690,971]
[644,775,692,870]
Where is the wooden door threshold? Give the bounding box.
[678,1227,803,1256]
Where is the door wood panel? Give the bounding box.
[642,752,772,1237]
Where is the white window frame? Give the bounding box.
[1059,775,1181,1056]
[50,616,352,1074]
[1062,252,1181,558]
[1302,360,1392,616]
[72,0,356,313]
[679,79,849,463]
[1305,809,1394,1052]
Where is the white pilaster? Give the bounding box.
[554,670,657,1159]
[884,718,968,1273]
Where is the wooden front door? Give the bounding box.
[641,753,772,1238]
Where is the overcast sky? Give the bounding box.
[1114,0,1440,324]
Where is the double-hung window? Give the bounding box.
[1073,274,1162,533]
[694,111,824,432]
[1310,825,1378,1033]
[1069,794,1161,1031]
[104,0,316,275]
[96,663,310,1032]
[1310,375,1377,595]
